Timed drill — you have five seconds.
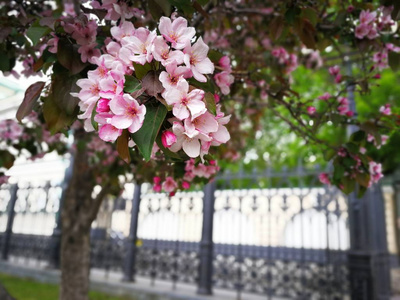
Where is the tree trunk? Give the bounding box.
[59,129,110,300]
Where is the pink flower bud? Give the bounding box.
[96,98,111,113]
[153,176,161,185]
[319,173,331,185]
[214,94,220,103]
[329,65,340,76]
[153,184,161,192]
[347,5,354,13]
[182,181,190,189]
[161,131,177,148]
[219,56,231,71]
[307,106,316,115]
[373,73,381,79]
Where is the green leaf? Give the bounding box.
[168,0,195,14]
[132,62,152,80]
[341,177,356,194]
[187,78,215,93]
[148,0,171,20]
[26,22,51,46]
[142,71,163,96]
[345,142,359,154]
[301,7,318,26]
[132,103,168,161]
[333,164,345,181]
[284,6,301,24]
[208,49,224,64]
[355,172,370,188]
[57,38,88,75]
[91,103,98,131]
[351,130,366,143]
[124,75,142,93]
[323,148,336,161]
[16,81,46,122]
[204,92,216,115]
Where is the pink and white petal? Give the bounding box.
[187,101,207,120]
[191,67,207,82]
[169,135,184,152]
[111,114,132,129]
[99,124,122,142]
[195,58,214,74]
[192,37,209,59]
[211,125,230,145]
[159,17,173,37]
[173,103,190,120]
[109,97,128,115]
[183,138,200,158]
[128,117,143,133]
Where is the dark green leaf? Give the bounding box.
[346,142,359,154]
[124,75,142,93]
[341,177,355,194]
[355,172,370,188]
[26,22,51,46]
[132,62,152,80]
[284,6,301,24]
[323,148,336,161]
[333,164,345,181]
[208,49,224,64]
[204,92,216,115]
[168,0,195,14]
[148,0,171,20]
[91,103,98,131]
[351,130,366,143]
[16,81,46,122]
[132,103,168,161]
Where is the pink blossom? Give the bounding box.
[183,37,215,82]
[162,176,178,193]
[152,36,184,66]
[159,16,196,50]
[219,56,232,72]
[47,33,59,53]
[161,131,177,148]
[78,44,101,63]
[121,28,156,65]
[163,80,206,120]
[379,104,391,115]
[369,161,383,186]
[182,181,190,189]
[153,176,161,185]
[319,173,331,185]
[99,124,122,142]
[109,94,146,133]
[159,62,191,90]
[359,10,377,24]
[360,147,367,154]
[169,122,211,158]
[355,23,370,39]
[110,21,135,41]
[318,93,331,101]
[338,148,347,157]
[214,71,234,95]
[307,106,316,115]
[337,97,350,115]
[329,65,340,76]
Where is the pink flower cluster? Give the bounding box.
[61,16,101,64]
[73,16,230,161]
[328,65,342,84]
[214,56,234,95]
[369,161,383,186]
[372,44,400,71]
[91,0,144,21]
[355,10,379,40]
[0,119,24,142]
[152,159,220,194]
[271,47,298,74]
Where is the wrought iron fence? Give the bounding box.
[0,164,392,300]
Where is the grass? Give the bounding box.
[0,273,140,300]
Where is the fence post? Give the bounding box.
[347,184,391,300]
[1,184,18,260]
[122,184,141,282]
[197,180,216,295]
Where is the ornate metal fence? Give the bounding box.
[0,164,392,299]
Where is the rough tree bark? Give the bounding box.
[59,129,111,300]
